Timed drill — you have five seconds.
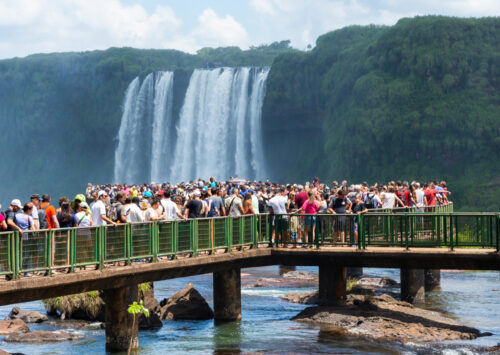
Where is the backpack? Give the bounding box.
[258,199,266,214]
[109,202,120,222]
[398,189,407,205]
[38,205,48,230]
[365,194,376,209]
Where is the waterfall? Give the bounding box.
[114,67,270,184]
[170,67,270,182]
[114,72,173,183]
[151,72,174,182]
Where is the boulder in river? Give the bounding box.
[159,283,214,320]
[281,290,319,304]
[292,294,488,343]
[282,271,318,280]
[4,330,83,343]
[0,319,30,335]
[6,307,48,323]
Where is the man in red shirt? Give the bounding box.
[40,194,60,229]
[424,183,450,207]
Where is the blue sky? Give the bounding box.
[0,0,498,59]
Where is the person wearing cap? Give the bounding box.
[185,189,204,219]
[91,191,116,226]
[5,199,24,233]
[142,191,152,208]
[30,194,41,229]
[74,202,93,227]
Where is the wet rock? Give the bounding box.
[0,319,30,335]
[283,271,317,280]
[6,307,48,323]
[357,277,399,287]
[139,313,162,330]
[159,283,214,320]
[281,290,319,304]
[4,330,83,343]
[292,294,485,343]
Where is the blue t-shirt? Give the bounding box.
[15,213,33,231]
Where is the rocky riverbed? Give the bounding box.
[278,275,491,344]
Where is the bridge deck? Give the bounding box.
[0,246,497,306]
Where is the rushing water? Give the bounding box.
[114,67,270,184]
[0,268,498,354]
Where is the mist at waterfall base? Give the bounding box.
[114,67,270,185]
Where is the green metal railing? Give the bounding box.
[2,203,498,280]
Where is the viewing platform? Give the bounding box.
[0,204,498,352]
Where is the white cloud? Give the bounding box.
[0,0,498,59]
[192,8,249,48]
[0,0,248,58]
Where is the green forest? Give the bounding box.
[0,16,499,210]
[262,16,500,211]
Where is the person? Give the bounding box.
[225,188,244,217]
[126,197,144,223]
[268,188,288,244]
[161,191,185,220]
[296,191,320,246]
[328,189,352,244]
[15,202,35,232]
[5,199,24,234]
[185,190,204,219]
[30,194,41,229]
[380,187,405,209]
[364,188,381,210]
[352,195,368,245]
[74,202,93,227]
[209,188,225,216]
[415,183,426,212]
[56,201,74,228]
[0,204,7,230]
[243,192,255,215]
[113,192,128,223]
[144,199,162,221]
[91,191,115,226]
[40,194,60,229]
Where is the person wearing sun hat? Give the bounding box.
[71,194,87,213]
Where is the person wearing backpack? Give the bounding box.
[364,187,381,210]
[39,194,59,229]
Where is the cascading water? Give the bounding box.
[114,71,174,183]
[170,67,270,182]
[114,67,270,184]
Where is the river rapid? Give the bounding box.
[0,267,498,354]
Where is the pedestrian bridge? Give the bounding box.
[0,206,498,352]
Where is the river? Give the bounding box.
[0,267,498,354]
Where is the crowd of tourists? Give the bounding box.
[0,177,451,236]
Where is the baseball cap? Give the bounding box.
[97,190,107,198]
[157,190,164,196]
[79,202,89,209]
[193,189,201,196]
[30,194,41,200]
[144,191,152,198]
[11,199,22,208]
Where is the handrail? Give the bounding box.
[1,207,498,280]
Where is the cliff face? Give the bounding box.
[262,17,500,210]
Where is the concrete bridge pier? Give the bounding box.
[424,269,441,291]
[104,284,139,352]
[213,268,241,321]
[319,265,346,305]
[400,268,425,304]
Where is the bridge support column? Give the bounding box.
[213,268,241,321]
[346,267,363,278]
[104,285,139,352]
[400,268,425,304]
[319,265,346,305]
[424,269,440,291]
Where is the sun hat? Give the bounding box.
[11,199,22,208]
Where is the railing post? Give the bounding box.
[173,221,178,259]
[496,214,499,252]
[70,229,76,272]
[152,222,158,262]
[227,217,232,251]
[126,224,132,265]
[252,215,257,248]
[192,220,198,256]
[99,226,105,269]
